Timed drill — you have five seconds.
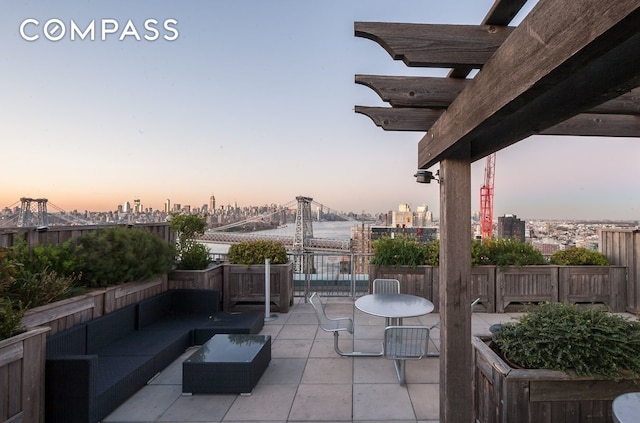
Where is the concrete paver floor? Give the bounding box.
[103,296,523,423]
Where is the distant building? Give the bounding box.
[164,199,171,214]
[392,204,414,228]
[498,214,526,242]
[209,195,215,212]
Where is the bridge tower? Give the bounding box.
[293,196,314,272]
[19,197,49,228]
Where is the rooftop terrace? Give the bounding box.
[102,296,526,423]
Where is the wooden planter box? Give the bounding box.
[0,327,49,423]
[472,336,639,423]
[558,266,626,312]
[168,264,224,291]
[223,262,294,312]
[496,266,559,312]
[368,265,496,312]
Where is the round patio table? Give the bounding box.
[612,392,640,423]
[355,293,434,326]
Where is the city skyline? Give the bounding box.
[1,1,639,220]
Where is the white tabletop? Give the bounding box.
[613,392,640,423]
[355,293,434,319]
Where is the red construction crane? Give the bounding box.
[479,153,496,241]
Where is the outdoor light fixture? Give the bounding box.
[414,170,440,184]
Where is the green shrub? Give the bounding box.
[550,247,609,265]
[478,239,546,266]
[168,213,211,270]
[228,240,288,265]
[0,247,18,296]
[424,240,440,266]
[0,299,25,341]
[72,226,174,287]
[370,236,428,267]
[10,239,79,276]
[176,242,212,270]
[494,302,640,379]
[6,269,79,309]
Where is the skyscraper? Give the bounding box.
[498,214,526,242]
[209,195,215,213]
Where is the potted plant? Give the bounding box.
[368,236,438,304]
[168,213,211,270]
[167,213,225,291]
[474,302,640,422]
[224,240,293,312]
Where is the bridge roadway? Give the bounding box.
[199,231,352,252]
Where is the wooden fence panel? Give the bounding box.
[600,229,640,313]
[496,266,559,312]
[558,266,626,311]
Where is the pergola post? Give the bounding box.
[439,156,472,423]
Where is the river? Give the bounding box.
[205,220,366,254]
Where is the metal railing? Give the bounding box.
[209,251,373,298]
[289,252,373,298]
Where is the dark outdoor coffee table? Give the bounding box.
[182,334,271,394]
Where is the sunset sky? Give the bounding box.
[1,0,638,220]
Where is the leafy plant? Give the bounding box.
[71,226,174,287]
[370,236,428,267]
[494,302,640,379]
[550,247,609,265]
[0,247,18,296]
[424,239,440,266]
[0,299,24,341]
[168,213,211,270]
[6,269,79,309]
[228,240,288,265]
[177,242,211,270]
[9,239,79,276]
[477,239,546,266]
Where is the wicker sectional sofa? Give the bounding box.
[45,289,264,423]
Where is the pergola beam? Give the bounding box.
[354,22,513,68]
[417,0,640,169]
[355,75,464,108]
[356,107,640,137]
[354,106,443,131]
[356,75,640,115]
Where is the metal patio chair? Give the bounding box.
[309,292,383,357]
[372,278,401,326]
[372,278,401,294]
[384,325,430,385]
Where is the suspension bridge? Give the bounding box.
[200,196,353,252]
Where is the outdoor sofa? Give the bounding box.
[44,289,264,423]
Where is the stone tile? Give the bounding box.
[288,384,352,421]
[408,383,440,421]
[353,324,385,340]
[405,357,439,384]
[309,338,338,358]
[353,357,398,384]
[353,383,415,421]
[276,324,318,340]
[223,384,298,421]
[158,393,236,422]
[103,385,182,422]
[259,358,306,384]
[302,357,353,384]
[271,339,313,358]
[259,323,283,338]
[282,312,319,325]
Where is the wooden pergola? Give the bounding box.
[354,0,640,421]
